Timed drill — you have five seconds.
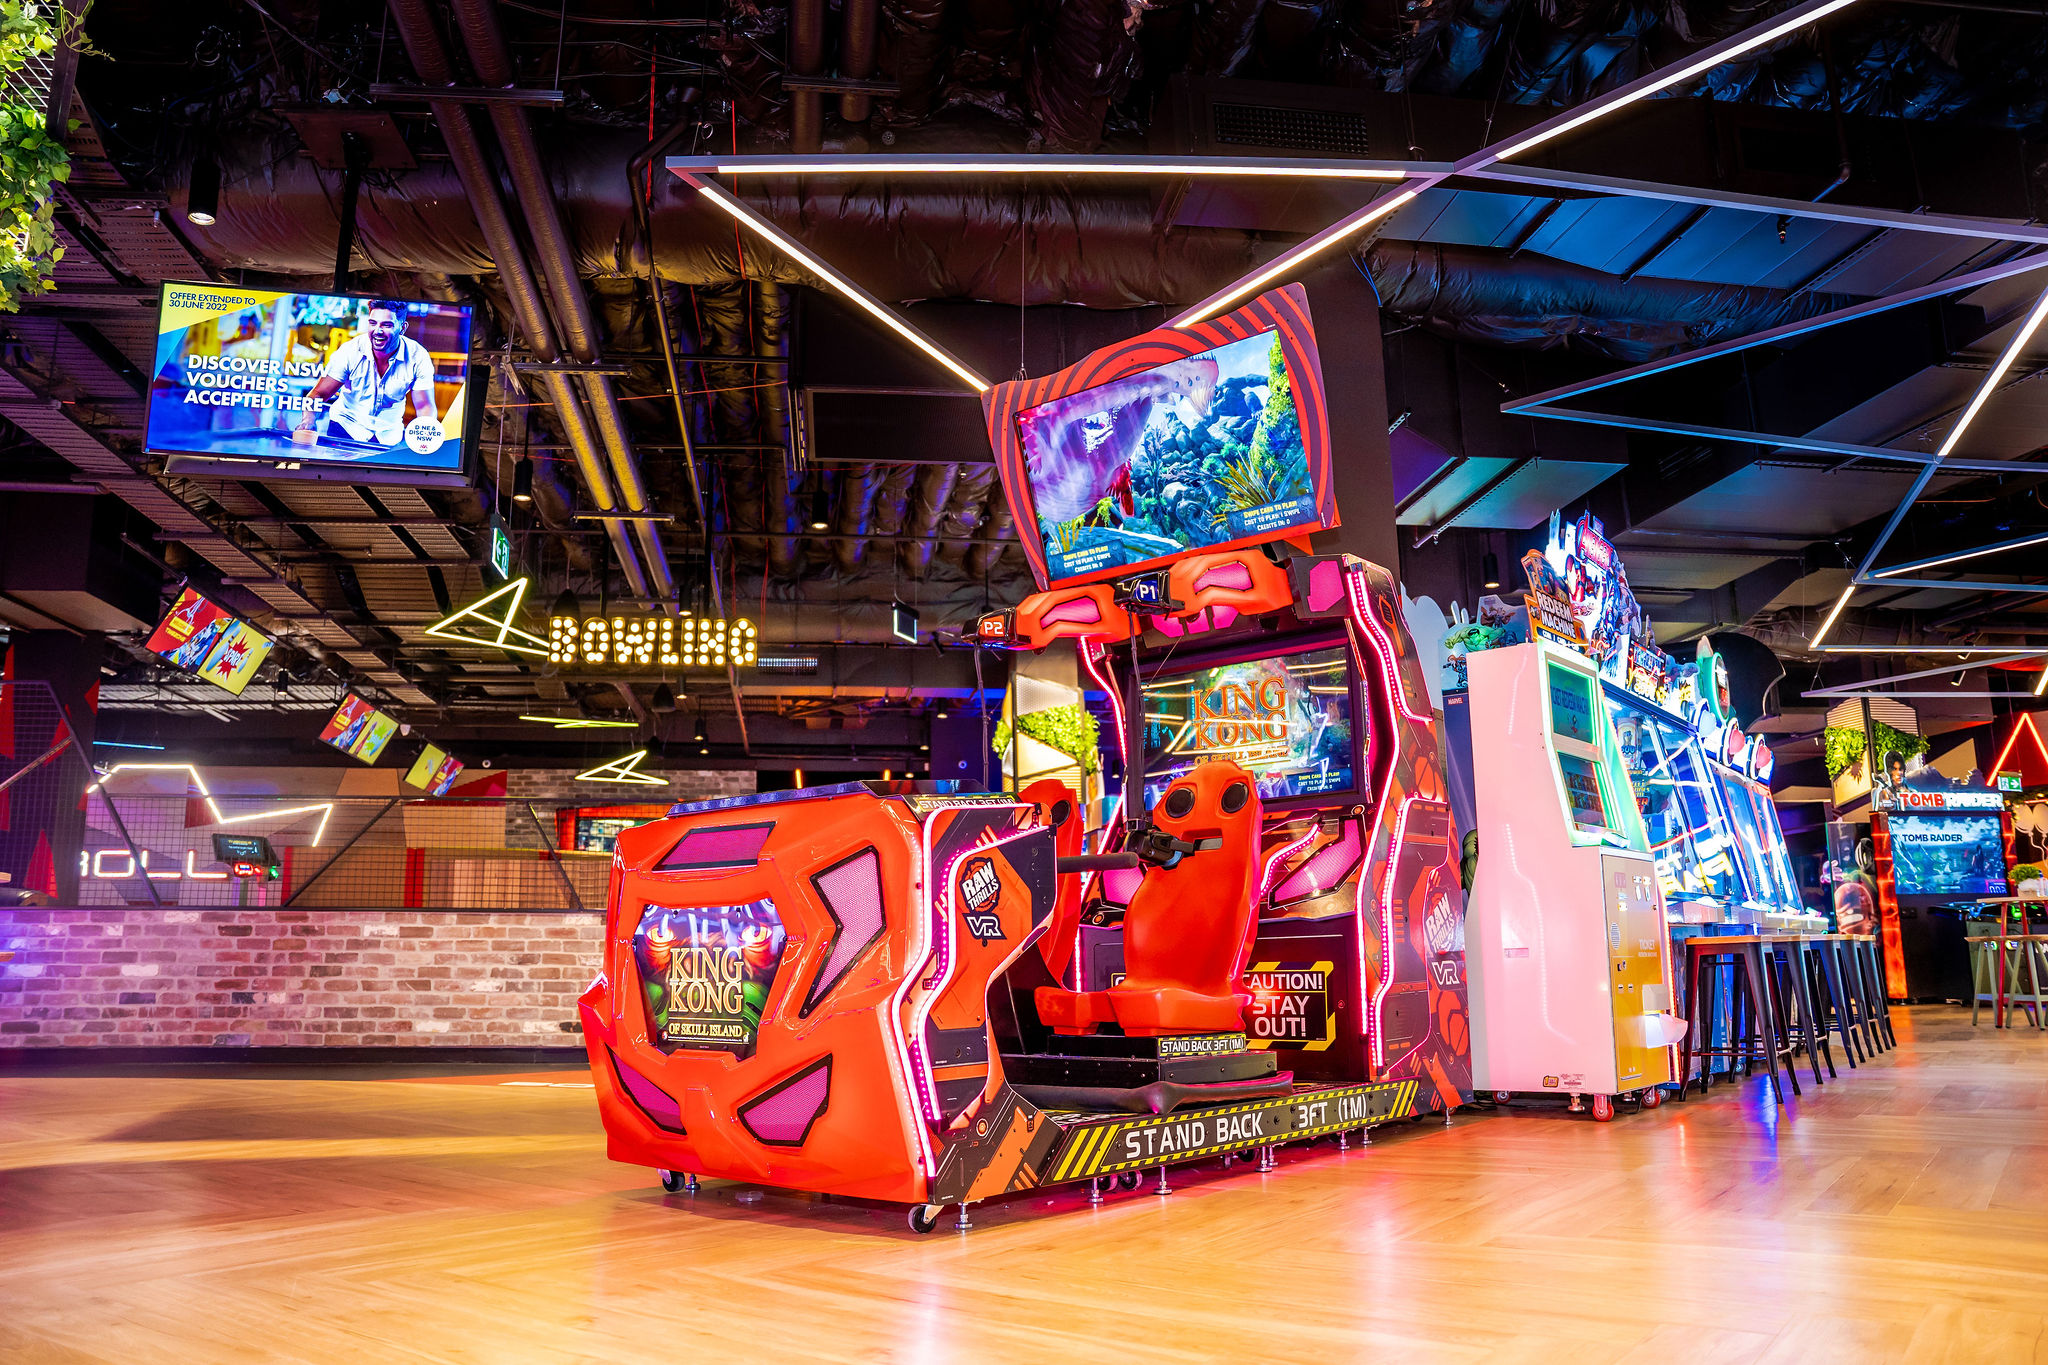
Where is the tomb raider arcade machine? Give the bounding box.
[579,287,1471,1230]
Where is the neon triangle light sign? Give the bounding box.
[423,577,550,657]
[574,749,667,785]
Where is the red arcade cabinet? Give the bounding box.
[581,286,1471,1229]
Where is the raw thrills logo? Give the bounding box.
[1191,676,1289,765]
[959,855,1004,942]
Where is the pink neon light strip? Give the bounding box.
[904,817,1034,1130]
[1259,824,1321,904]
[1345,563,1408,1072]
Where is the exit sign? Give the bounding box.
[1997,771,2023,792]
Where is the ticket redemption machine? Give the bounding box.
[1464,641,1682,1119]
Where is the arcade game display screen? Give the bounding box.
[1015,328,1327,585]
[1889,813,2010,897]
[1546,662,1599,746]
[1141,645,1355,802]
[146,283,475,485]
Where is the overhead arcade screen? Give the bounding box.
[1889,813,2010,898]
[145,283,477,487]
[1141,644,1356,803]
[984,285,1336,589]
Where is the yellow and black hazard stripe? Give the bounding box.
[1041,1078,1423,1184]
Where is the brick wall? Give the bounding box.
[0,907,601,1049]
[504,766,756,807]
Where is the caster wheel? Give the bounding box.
[1591,1094,1615,1123]
[1116,1170,1143,1191]
[907,1204,942,1234]
[1641,1088,1665,1109]
[658,1169,692,1193]
[1494,1091,1512,1103]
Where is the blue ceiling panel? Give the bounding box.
[1517,195,1700,277]
[1634,208,1862,290]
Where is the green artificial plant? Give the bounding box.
[0,1,85,313]
[1823,719,1932,781]
[993,703,1101,775]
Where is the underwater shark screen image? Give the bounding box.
[1015,328,1319,584]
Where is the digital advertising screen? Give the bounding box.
[1547,662,1598,747]
[1015,327,1326,584]
[1888,813,2010,898]
[146,283,475,486]
[403,744,465,796]
[318,693,398,764]
[1140,645,1356,802]
[144,588,274,696]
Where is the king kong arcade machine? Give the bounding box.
[580,285,1471,1233]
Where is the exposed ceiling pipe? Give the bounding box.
[881,0,947,121]
[864,463,917,571]
[789,0,827,153]
[832,462,881,574]
[969,494,1013,579]
[445,0,671,602]
[934,465,997,571]
[900,462,961,578]
[758,281,802,578]
[840,0,881,124]
[384,0,637,584]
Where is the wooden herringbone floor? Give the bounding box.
[3,1006,2047,1363]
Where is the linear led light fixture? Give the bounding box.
[92,764,335,845]
[1872,531,2048,579]
[1809,583,1857,649]
[1816,645,2046,655]
[1170,187,1421,329]
[682,174,990,393]
[2036,667,2048,697]
[518,714,640,730]
[684,154,1411,181]
[1933,284,2048,461]
[1479,0,1865,164]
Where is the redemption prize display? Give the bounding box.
[145,283,476,487]
[318,693,398,764]
[1871,766,2014,1000]
[582,287,1472,1230]
[144,588,274,696]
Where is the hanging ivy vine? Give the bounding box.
[0,2,87,313]
[1822,720,1931,780]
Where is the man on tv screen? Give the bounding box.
[293,301,442,452]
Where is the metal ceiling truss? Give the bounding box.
[668,0,2048,647]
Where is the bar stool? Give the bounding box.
[1968,924,2003,1027]
[1846,936,1897,1050]
[2001,934,2048,1029]
[1682,936,1795,1104]
[1806,934,1862,1067]
[1771,937,1833,1083]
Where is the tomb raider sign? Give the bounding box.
[1245,959,1337,1051]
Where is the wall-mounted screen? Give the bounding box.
[143,588,273,696]
[1889,813,2009,897]
[147,283,475,487]
[1016,327,1326,584]
[403,744,465,796]
[1547,662,1597,747]
[1141,644,1356,802]
[318,693,398,764]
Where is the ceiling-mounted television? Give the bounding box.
[983,284,1336,589]
[146,282,478,488]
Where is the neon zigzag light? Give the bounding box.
[91,764,335,846]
